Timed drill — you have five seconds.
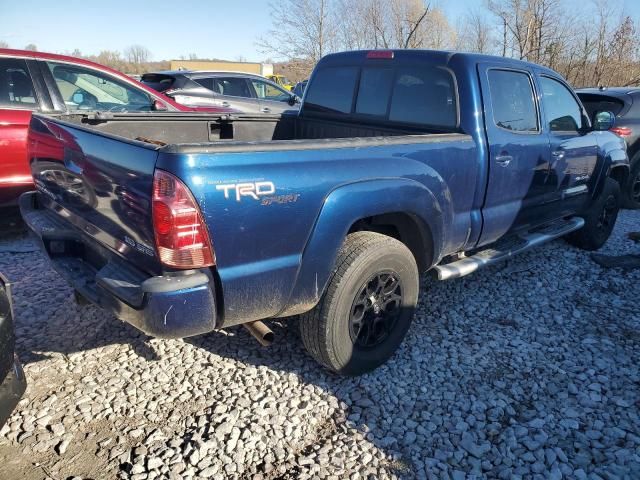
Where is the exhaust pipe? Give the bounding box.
[243,321,274,346]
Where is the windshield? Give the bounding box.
[48,62,154,112]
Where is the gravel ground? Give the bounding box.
[0,211,639,480]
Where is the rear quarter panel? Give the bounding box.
[157,136,477,326]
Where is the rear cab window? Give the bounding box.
[0,58,39,109]
[303,61,458,131]
[304,67,359,114]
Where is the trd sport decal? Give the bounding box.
[216,181,275,201]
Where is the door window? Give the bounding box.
[48,62,153,112]
[211,77,253,98]
[193,78,214,90]
[0,58,38,109]
[540,77,583,133]
[487,69,538,133]
[250,79,290,101]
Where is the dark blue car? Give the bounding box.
[20,50,628,375]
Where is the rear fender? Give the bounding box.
[277,178,445,317]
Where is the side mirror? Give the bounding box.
[593,111,615,131]
[72,92,84,104]
[288,95,299,106]
[152,100,168,111]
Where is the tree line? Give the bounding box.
[257,0,640,87]
[0,41,170,75]
[4,0,637,86]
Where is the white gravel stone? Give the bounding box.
[1,212,640,478]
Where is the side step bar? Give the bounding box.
[434,217,585,280]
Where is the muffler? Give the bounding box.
[243,321,274,346]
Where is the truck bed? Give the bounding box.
[55,111,459,146]
[25,111,475,329]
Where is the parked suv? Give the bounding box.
[141,71,299,114]
[577,87,640,208]
[0,49,232,207]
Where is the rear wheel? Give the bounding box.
[566,178,620,251]
[299,232,419,375]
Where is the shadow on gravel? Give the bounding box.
[0,207,27,237]
[3,219,640,478]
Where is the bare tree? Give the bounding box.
[487,0,566,63]
[124,45,151,65]
[24,43,37,51]
[0,40,9,48]
[257,0,337,65]
[457,11,494,53]
[257,0,640,87]
[389,0,431,49]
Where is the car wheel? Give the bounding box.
[299,231,419,376]
[566,177,621,251]
[623,155,640,209]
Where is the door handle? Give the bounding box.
[495,154,513,166]
[552,150,565,160]
[261,107,271,113]
[221,101,230,107]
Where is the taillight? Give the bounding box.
[152,169,215,269]
[610,126,632,138]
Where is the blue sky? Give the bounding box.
[1,0,639,62]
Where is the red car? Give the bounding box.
[0,49,232,207]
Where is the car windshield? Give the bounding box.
[49,62,154,112]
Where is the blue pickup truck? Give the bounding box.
[20,50,628,375]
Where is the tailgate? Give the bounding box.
[27,115,162,274]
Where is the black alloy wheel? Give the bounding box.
[349,272,403,348]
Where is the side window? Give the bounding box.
[193,78,214,90]
[214,77,252,98]
[540,77,583,133]
[487,70,538,132]
[48,62,153,112]
[250,80,289,101]
[0,58,38,109]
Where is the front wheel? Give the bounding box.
[299,232,419,376]
[566,178,621,251]
[622,157,640,209]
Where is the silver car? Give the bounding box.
[141,71,300,114]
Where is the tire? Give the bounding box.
[299,231,419,376]
[566,178,621,251]
[622,155,640,209]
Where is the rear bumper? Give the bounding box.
[0,355,26,429]
[19,191,218,339]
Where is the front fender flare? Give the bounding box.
[277,178,445,317]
